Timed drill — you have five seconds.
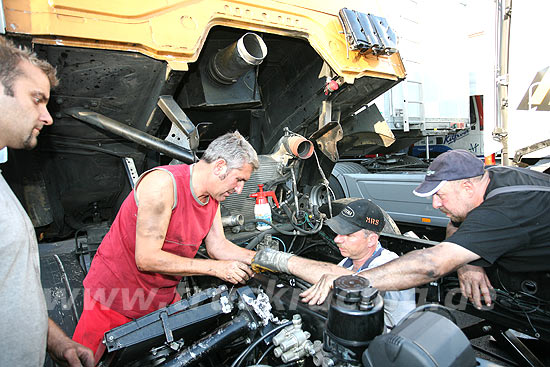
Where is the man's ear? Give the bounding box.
[214,159,227,174]
[462,180,476,195]
[369,232,380,245]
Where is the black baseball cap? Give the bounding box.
[326,199,385,235]
[413,149,485,197]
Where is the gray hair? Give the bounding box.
[202,131,259,170]
[0,36,58,97]
[361,229,380,238]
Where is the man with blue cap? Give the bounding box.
[261,149,550,311]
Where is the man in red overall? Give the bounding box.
[73,131,259,361]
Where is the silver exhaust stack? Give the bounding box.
[208,32,267,85]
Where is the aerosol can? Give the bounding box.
[250,184,280,231]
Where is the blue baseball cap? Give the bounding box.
[413,150,485,197]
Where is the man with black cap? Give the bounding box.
[299,149,550,309]
[252,199,416,328]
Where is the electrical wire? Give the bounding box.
[282,204,325,235]
[295,236,339,256]
[251,219,299,236]
[230,321,293,367]
[444,275,549,338]
[271,236,287,252]
[287,236,298,253]
[311,148,333,217]
[256,344,275,365]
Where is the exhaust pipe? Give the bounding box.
[283,135,314,159]
[269,133,314,162]
[208,32,267,85]
[65,107,195,164]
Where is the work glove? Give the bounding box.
[251,248,294,274]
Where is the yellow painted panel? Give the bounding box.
[3,0,406,79]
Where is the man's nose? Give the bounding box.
[334,234,345,243]
[41,106,53,126]
[432,195,441,209]
[235,181,244,194]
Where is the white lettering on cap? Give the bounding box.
[341,207,354,217]
[426,169,436,176]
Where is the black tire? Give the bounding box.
[328,175,345,200]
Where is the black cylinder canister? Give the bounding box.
[324,275,384,362]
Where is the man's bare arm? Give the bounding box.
[301,242,480,304]
[47,319,94,367]
[287,256,353,284]
[133,171,251,283]
[357,242,479,290]
[204,207,255,264]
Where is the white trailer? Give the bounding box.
[372,0,471,136]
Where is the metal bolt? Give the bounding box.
[248,322,257,330]
[108,336,114,341]
[482,325,492,333]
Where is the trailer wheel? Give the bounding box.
[328,175,345,199]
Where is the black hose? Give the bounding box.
[231,321,293,367]
[248,220,301,236]
[245,229,277,250]
[245,215,324,251]
[280,203,324,235]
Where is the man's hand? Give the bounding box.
[300,273,339,305]
[47,320,94,367]
[214,260,253,284]
[457,264,494,309]
[251,248,294,273]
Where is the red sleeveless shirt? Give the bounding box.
[83,164,218,319]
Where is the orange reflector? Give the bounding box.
[421,218,431,223]
[484,153,496,166]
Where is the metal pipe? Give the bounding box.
[285,136,314,159]
[160,313,253,367]
[208,32,267,85]
[493,0,512,166]
[64,107,195,163]
[221,214,244,227]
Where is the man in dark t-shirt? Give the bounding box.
[299,150,550,309]
[446,165,550,272]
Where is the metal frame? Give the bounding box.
[0,1,5,34]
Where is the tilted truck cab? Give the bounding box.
[1,0,405,239]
